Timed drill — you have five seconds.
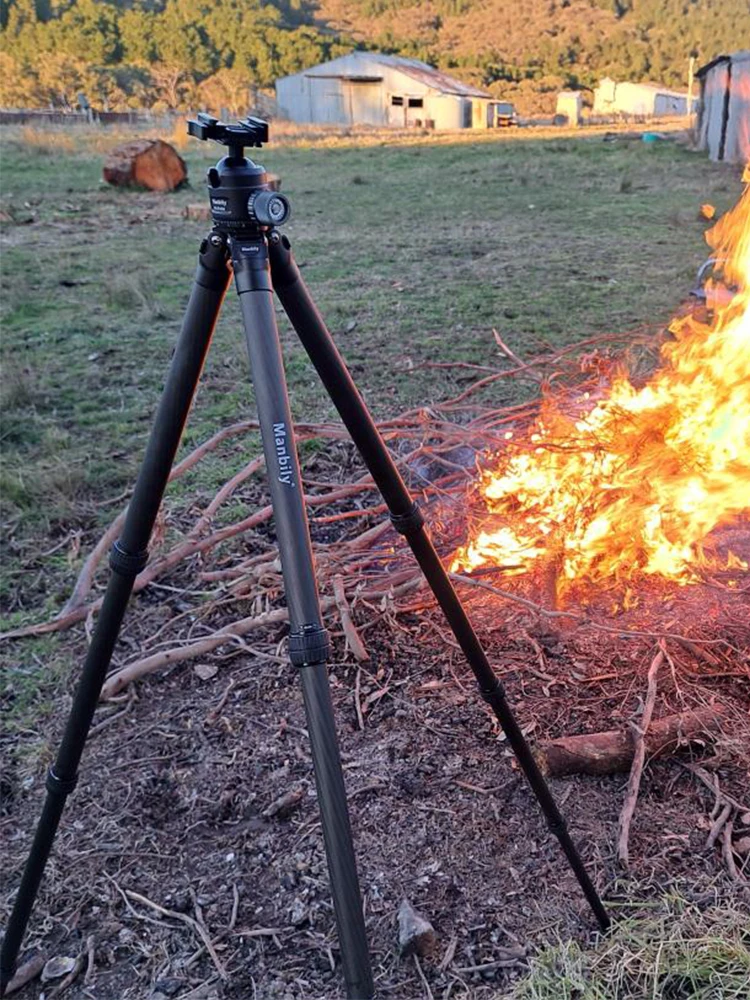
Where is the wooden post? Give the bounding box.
[687,55,696,125]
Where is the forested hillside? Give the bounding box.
[318,0,745,112]
[0,0,744,114]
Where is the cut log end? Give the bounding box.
[103,139,187,192]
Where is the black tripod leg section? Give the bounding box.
[231,236,374,1000]
[0,235,231,996]
[269,232,611,933]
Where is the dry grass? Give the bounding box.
[11,115,692,157]
[513,894,750,999]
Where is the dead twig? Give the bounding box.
[333,575,370,662]
[617,645,664,867]
[124,889,227,981]
[722,819,742,881]
[413,954,435,1000]
[449,572,727,648]
[706,803,732,849]
[100,600,334,698]
[354,666,365,731]
[84,935,96,985]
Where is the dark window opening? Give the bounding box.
[391,96,403,106]
[408,98,424,108]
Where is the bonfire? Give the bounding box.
[452,181,750,603]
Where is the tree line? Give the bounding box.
[0,0,744,114]
[0,0,348,112]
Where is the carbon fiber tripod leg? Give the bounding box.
[231,234,374,999]
[0,235,232,995]
[268,231,611,934]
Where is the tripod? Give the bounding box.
[1,116,609,999]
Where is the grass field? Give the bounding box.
[1,125,748,999]
[1,127,740,547]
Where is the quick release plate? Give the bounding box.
[187,113,269,149]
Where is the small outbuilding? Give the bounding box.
[696,51,750,165]
[556,90,583,125]
[276,51,494,130]
[593,78,697,117]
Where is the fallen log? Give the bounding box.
[103,139,187,192]
[538,706,724,777]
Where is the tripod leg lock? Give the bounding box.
[45,766,78,799]
[389,501,424,538]
[109,540,149,577]
[479,677,507,702]
[289,624,331,666]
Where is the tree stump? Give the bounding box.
[103,139,187,192]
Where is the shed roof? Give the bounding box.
[598,79,692,100]
[280,51,490,98]
[696,50,750,78]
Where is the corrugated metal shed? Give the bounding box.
[276,51,492,129]
[593,78,696,117]
[696,51,750,165]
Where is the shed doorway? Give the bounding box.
[389,95,427,127]
[388,95,405,127]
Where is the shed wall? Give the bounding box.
[276,52,488,129]
[653,92,689,115]
[698,55,750,164]
[724,59,750,164]
[698,62,730,158]
[556,91,582,124]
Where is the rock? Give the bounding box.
[397,897,437,958]
[41,955,77,981]
[103,139,187,192]
[153,979,183,996]
[289,897,308,926]
[4,954,45,993]
[194,663,218,681]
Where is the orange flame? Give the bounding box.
[452,180,750,597]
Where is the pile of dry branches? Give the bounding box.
[2,325,747,703]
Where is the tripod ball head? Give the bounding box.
[189,114,291,234]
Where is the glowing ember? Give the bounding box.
[452,180,750,597]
